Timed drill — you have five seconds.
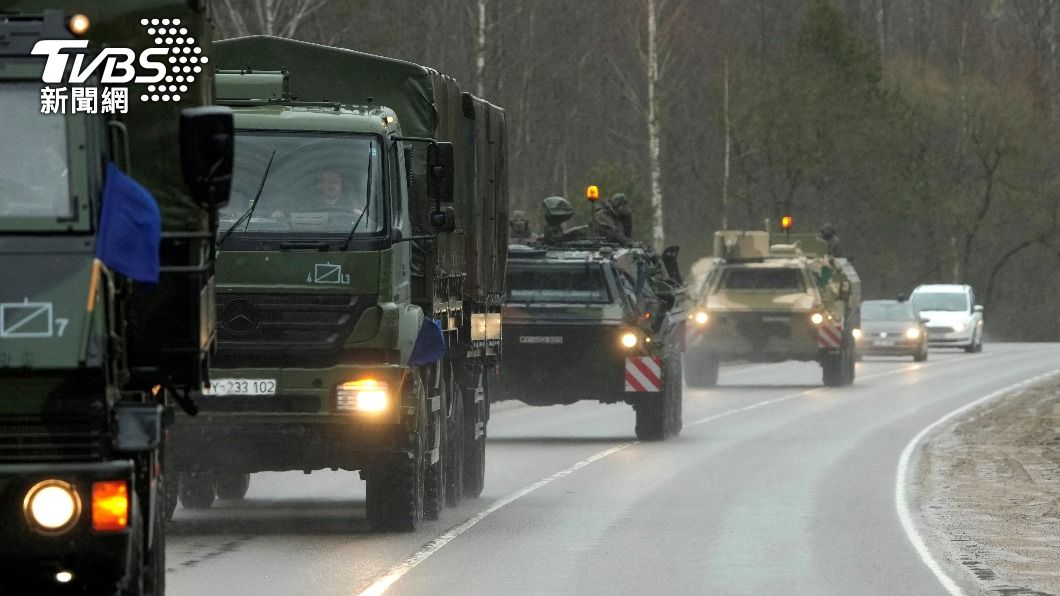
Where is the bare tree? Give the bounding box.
[217,0,327,39]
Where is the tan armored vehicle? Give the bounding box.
[685,229,861,387]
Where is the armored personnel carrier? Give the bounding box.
[493,196,686,440]
[685,228,861,388]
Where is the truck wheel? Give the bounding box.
[822,353,842,387]
[634,358,673,441]
[684,352,719,388]
[121,498,144,596]
[178,473,215,510]
[445,376,465,507]
[367,379,426,532]
[462,374,487,498]
[163,473,179,522]
[214,473,251,500]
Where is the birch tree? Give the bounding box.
[217,0,327,39]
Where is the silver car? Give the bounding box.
[909,284,984,352]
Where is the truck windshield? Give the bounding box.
[0,82,71,219]
[911,292,969,312]
[718,268,805,291]
[221,132,384,236]
[507,263,611,304]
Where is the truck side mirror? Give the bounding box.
[180,106,234,209]
[430,206,456,233]
[427,142,454,205]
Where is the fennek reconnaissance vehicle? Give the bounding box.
[685,226,861,388]
[168,36,508,532]
[0,2,233,593]
[494,195,686,441]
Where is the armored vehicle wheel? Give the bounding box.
[463,374,487,498]
[215,473,251,500]
[635,359,678,441]
[178,473,215,510]
[684,353,719,388]
[666,355,683,437]
[122,497,144,596]
[424,369,446,521]
[367,380,426,532]
[445,374,465,506]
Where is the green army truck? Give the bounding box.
[0,2,232,594]
[685,228,861,388]
[168,36,508,531]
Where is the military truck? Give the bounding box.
[168,37,507,531]
[0,2,232,594]
[684,228,861,388]
[494,195,686,440]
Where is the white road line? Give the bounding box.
[356,443,633,596]
[357,352,997,595]
[894,369,1060,596]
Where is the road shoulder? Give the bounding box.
[915,378,1060,595]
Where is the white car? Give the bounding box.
[909,284,984,353]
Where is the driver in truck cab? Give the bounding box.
[272,167,361,217]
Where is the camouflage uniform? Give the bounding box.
[592,193,633,244]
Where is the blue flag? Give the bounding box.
[96,163,161,284]
[408,318,447,366]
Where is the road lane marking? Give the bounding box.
[358,351,1006,595]
[356,443,634,596]
[894,369,1060,596]
[687,362,926,427]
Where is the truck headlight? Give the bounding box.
[851,328,862,340]
[24,480,81,535]
[336,379,389,413]
[810,312,825,325]
[620,332,639,349]
[691,310,709,326]
[905,327,921,340]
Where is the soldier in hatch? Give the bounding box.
[509,210,537,244]
[592,193,633,244]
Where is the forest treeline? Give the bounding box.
[216,0,1060,340]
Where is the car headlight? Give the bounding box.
[952,322,965,332]
[336,379,389,413]
[620,332,639,349]
[905,327,921,340]
[810,312,824,325]
[691,310,709,326]
[851,328,862,340]
[24,480,81,535]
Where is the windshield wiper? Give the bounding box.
[218,150,276,247]
[341,146,373,251]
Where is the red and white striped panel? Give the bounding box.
[818,323,843,349]
[625,356,663,392]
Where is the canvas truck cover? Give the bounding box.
[214,36,508,304]
[0,0,214,232]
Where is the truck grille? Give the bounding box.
[0,416,104,463]
[215,292,375,368]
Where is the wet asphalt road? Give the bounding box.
[166,343,1060,596]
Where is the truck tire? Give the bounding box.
[635,357,676,441]
[214,473,250,500]
[163,472,179,522]
[684,352,719,388]
[367,381,426,532]
[445,374,465,507]
[462,373,487,498]
[121,498,144,596]
[178,473,215,510]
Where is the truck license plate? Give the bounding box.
[204,378,277,396]
[519,336,563,344]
